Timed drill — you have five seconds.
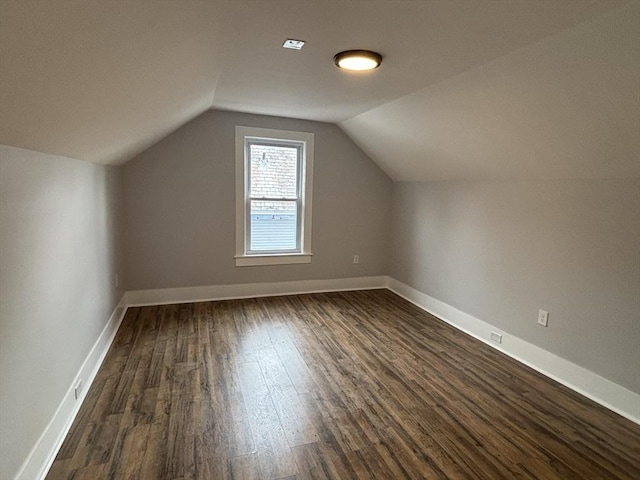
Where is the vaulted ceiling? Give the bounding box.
[1,0,637,181]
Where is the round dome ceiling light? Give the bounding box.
[334,50,382,71]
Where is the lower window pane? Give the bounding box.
[250,200,297,251]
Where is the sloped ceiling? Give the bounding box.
[341,1,640,181]
[0,0,226,166]
[1,0,636,181]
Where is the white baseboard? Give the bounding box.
[15,295,128,480]
[125,275,388,306]
[386,276,640,425]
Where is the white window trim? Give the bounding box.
[235,126,314,267]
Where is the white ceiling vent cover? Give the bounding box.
[282,39,305,50]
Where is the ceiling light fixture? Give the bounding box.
[333,50,382,71]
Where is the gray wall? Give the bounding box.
[122,110,392,290]
[0,145,124,479]
[390,179,640,394]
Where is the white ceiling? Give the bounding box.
[341,1,640,181]
[1,0,636,181]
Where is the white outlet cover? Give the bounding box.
[538,309,549,327]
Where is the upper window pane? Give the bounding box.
[249,144,298,199]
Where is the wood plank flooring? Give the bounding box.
[47,289,640,479]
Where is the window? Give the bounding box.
[235,126,314,266]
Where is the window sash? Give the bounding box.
[246,200,300,255]
[244,139,304,255]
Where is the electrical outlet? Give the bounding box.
[353,255,359,264]
[74,379,83,400]
[490,332,502,344]
[538,309,549,327]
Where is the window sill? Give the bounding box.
[235,253,312,267]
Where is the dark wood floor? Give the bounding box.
[47,289,640,479]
